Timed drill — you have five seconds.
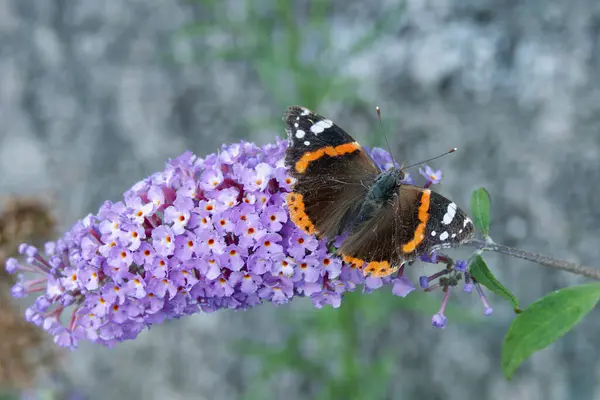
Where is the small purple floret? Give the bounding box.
[25,245,38,258]
[18,243,28,255]
[475,282,494,316]
[432,313,447,328]
[432,286,452,329]
[392,276,415,297]
[419,276,429,289]
[419,165,443,185]
[420,251,438,264]
[11,280,26,299]
[454,259,467,272]
[5,258,19,274]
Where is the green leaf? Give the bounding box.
[469,255,520,312]
[502,283,600,379]
[470,188,491,236]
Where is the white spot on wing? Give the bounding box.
[463,217,471,228]
[451,233,456,238]
[301,108,310,116]
[304,141,310,146]
[439,231,449,241]
[431,231,436,236]
[295,129,305,139]
[310,124,324,134]
[442,203,457,225]
[310,119,334,134]
[294,123,298,128]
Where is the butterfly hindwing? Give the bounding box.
[283,106,380,239]
[338,184,425,277]
[337,193,403,278]
[338,186,474,276]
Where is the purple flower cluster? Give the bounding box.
[5,140,422,348]
[5,139,490,347]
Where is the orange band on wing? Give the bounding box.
[295,142,361,173]
[341,256,399,278]
[286,192,317,235]
[342,254,365,270]
[401,190,431,253]
[363,260,399,278]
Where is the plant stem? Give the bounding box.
[465,239,600,281]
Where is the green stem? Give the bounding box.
[465,238,600,281]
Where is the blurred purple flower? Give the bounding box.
[475,282,494,316]
[392,277,415,297]
[432,287,451,329]
[432,313,447,329]
[420,251,438,264]
[419,165,443,185]
[454,259,467,272]
[463,282,474,293]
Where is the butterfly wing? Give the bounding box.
[415,188,475,254]
[283,106,381,239]
[339,185,475,277]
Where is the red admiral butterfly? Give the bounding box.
[283,106,474,278]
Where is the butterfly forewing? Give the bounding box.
[283,106,380,239]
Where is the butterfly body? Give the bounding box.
[351,169,400,230]
[283,106,474,277]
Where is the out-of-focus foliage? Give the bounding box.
[178,0,403,132]
[0,197,55,286]
[236,290,479,399]
[0,197,58,391]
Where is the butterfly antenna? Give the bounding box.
[403,147,457,170]
[376,106,399,167]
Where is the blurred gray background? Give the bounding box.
[2,0,600,399]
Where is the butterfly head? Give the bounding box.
[369,169,403,202]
